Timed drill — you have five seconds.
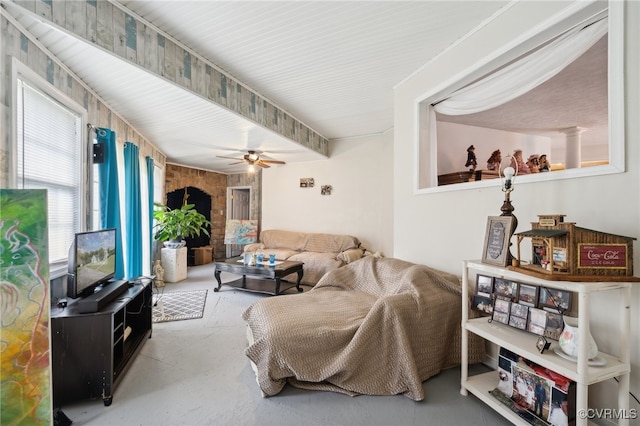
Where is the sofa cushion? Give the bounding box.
[337,248,365,264]
[303,233,359,253]
[261,230,307,251]
[287,252,343,285]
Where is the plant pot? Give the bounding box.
[558,316,598,359]
[163,239,186,249]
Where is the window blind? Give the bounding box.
[16,79,82,265]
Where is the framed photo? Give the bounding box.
[493,278,518,300]
[493,296,511,314]
[472,294,493,315]
[509,315,527,330]
[510,303,529,319]
[544,311,564,340]
[527,308,548,335]
[476,274,494,296]
[539,287,572,312]
[517,283,538,307]
[492,311,509,325]
[482,216,516,266]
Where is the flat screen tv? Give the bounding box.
[67,228,117,299]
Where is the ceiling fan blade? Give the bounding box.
[256,162,270,168]
[259,159,286,164]
[217,155,244,160]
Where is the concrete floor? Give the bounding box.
[60,263,512,426]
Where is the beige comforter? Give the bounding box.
[241,256,485,401]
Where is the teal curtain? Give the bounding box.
[124,142,142,279]
[146,156,155,269]
[97,128,124,279]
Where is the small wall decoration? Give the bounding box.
[321,185,332,195]
[300,178,315,188]
[482,216,516,267]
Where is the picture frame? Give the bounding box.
[539,287,572,312]
[476,274,494,296]
[536,335,551,354]
[509,315,527,330]
[544,311,564,340]
[510,303,529,319]
[493,278,518,301]
[472,294,493,315]
[517,283,538,307]
[527,308,548,335]
[492,311,509,325]
[493,296,511,314]
[482,216,515,266]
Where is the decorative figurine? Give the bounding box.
[510,149,530,174]
[465,145,477,171]
[153,259,165,287]
[538,154,550,172]
[527,154,540,173]
[486,149,501,171]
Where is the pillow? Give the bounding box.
[243,243,265,253]
[338,248,364,264]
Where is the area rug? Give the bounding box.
[153,289,208,323]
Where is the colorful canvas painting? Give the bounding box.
[223,219,258,245]
[0,189,51,425]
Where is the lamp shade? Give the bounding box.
[224,219,258,244]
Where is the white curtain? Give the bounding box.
[433,17,607,116]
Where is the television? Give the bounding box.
[67,228,117,299]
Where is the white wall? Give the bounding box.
[261,131,393,257]
[395,0,639,413]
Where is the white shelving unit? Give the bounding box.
[461,260,632,426]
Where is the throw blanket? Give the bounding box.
[242,256,485,401]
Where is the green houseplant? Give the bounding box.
[153,203,211,247]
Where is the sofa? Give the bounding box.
[242,256,486,400]
[243,229,364,285]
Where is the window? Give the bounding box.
[415,1,624,193]
[15,73,86,275]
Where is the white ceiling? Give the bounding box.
[3,0,512,173]
[4,1,604,174]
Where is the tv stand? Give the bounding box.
[77,279,129,313]
[51,280,152,407]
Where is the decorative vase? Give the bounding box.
[558,316,598,359]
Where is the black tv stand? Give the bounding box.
[77,280,129,313]
[51,281,152,406]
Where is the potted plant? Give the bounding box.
[153,203,211,248]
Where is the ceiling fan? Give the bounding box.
[217,150,285,168]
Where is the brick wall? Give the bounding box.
[164,164,227,260]
[163,164,262,260]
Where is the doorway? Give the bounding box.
[226,187,251,258]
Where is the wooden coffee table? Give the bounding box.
[213,257,304,296]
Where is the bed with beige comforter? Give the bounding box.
[241,256,485,401]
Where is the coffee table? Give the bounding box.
[213,257,304,296]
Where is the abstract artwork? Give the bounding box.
[1,189,51,425]
[223,219,258,245]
